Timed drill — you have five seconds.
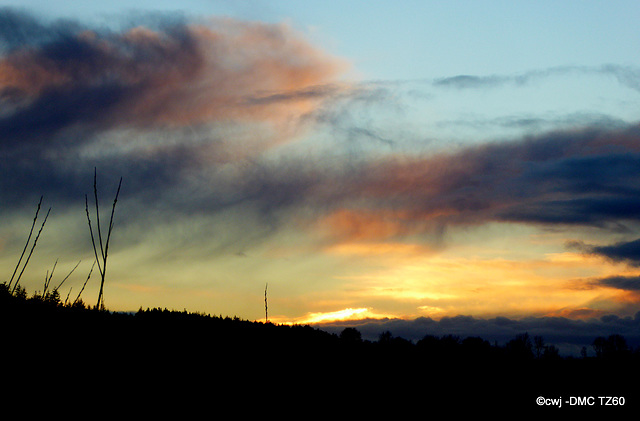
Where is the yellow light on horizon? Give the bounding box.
[271,307,399,325]
[299,307,369,324]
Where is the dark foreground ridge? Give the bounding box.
[2,284,638,413]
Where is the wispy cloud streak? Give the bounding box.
[433,64,640,93]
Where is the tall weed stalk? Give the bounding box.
[8,196,51,294]
[85,168,122,310]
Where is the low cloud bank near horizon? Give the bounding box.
[316,312,640,356]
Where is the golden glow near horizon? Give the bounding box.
[5,203,635,326]
[275,307,370,325]
[5,202,638,325]
[300,221,639,323]
[2,5,640,331]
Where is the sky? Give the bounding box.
[1,1,640,353]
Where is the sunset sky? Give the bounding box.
[2,1,640,350]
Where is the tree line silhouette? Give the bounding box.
[2,282,639,410]
[3,282,638,363]
[4,281,636,360]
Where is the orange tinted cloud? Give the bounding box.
[319,209,412,242]
[546,308,611,320]
[339,124,640,233]
[0,17,348,130]
[129,20,349,127]
[318,208,457,244]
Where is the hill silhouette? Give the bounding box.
[2,283,638,413]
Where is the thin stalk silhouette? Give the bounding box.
[52,260,81,295]
[73,260,95,306]
[85,168,122,310]
[9,197,51,295]
[42,259,58,296]
[264,283,269,323]
[7,196,42,290]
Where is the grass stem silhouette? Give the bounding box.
[85,168,122,310]
[74,261,95,306]
[43,259,58,296]
[7,196,42,291]
[264,283,268,323]
[52,260,81,295]
[9,197,51,294]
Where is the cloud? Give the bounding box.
[79,119,640,250]
[433,74,508,89]
[596,276,640,291]
[0,12,346,133]
[437,113,628,134]
[0,9,347,160]
[325,124,640,243]
[433,65,640,93]
[317,209,427,243]
[316,312,640,356]
[0,9,348,208]
[4,9,638,242]
[568,238,640,267]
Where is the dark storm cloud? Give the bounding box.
[0,8,345,209]
[0,13,198,124]
[592,239,640,266]
[0,7,344,132]
[569,238,640,267]
[0,9,200,171]
[596,276,640,291]
[339,123,640,237]
[0,7,82,51]
[498,197,640,227]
